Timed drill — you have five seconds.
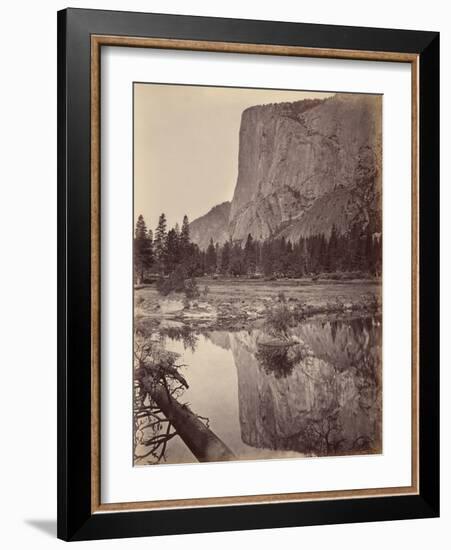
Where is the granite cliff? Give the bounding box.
[190,93,381,248]
[189,201,231,251]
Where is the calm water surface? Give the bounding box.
[135,315,382,465]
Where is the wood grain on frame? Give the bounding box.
[90,34,420,514]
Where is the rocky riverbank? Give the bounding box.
[135,278,381,331]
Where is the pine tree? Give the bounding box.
[296,237,306,276]
[244,233,256,274]
[205,238,217,274]
[348,224,363,271]
[186,242,203,277]
[229,242,244,276]
[363,223,374,274]
[373,234,382,276]
[165,228,180,273]
[261,240,274,277]
[254,239,261,273]
[284,240,294,276]
[220,240,231,274]
[215,243,220,273]
[326,224,339,272]
[135,214,147,240]
[318,234,328,273]
[180,215,190,260]
[134,215,153,283]
[154,213,167,274]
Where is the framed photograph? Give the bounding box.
[57,8,439,541]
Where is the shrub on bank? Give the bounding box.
[184,277,200,299]
[156,266,200,300]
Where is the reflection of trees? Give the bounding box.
[308,409,345,454]
[281,407,345,455]
[159,324,198,352]
[256,342,308,379]
[135,317,199,352]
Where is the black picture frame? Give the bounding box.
[57,7,439,541]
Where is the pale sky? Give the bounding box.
[134,83,334,233]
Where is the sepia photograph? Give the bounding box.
[54,7,440,541]
[133,83,382,466]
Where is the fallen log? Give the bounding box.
[141,375,236,463]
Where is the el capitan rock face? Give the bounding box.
[190,93,381,248]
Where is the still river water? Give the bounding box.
[134,314,382,465]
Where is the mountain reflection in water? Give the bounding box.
[135,316,381,464]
